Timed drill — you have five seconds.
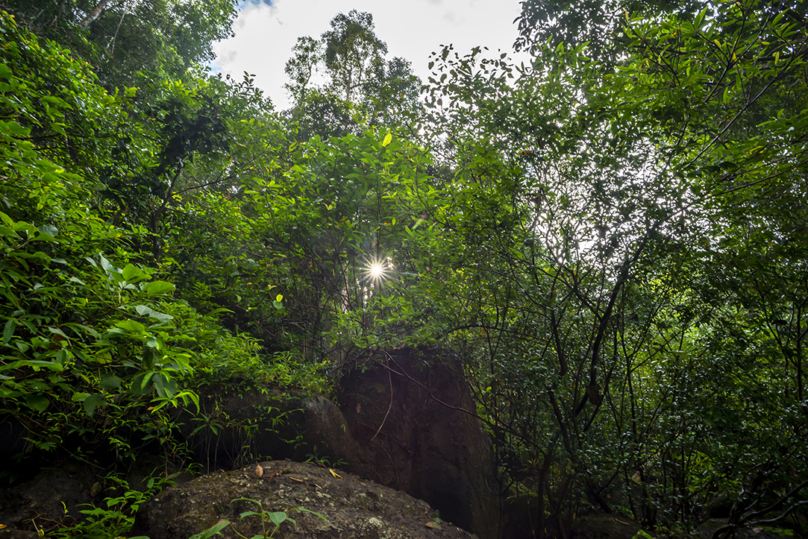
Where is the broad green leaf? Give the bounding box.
[123,264,147,283]
[100,373,121,391]
[98,254,113,272]
[24,395,49,413]
[143,281,176,296]
[27,380,50,392]
[38,224,58,237]
[135,305,153,316]
[83,394,106,416]
[48,327,70,340]
[115,319,147,335]
[382,133,392,146]
[0,360,63,372]
[268,512,294,528]
[148,311,173,322]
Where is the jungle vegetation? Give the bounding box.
[0,0,807,537]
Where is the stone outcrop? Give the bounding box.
[0,347,499,538]
[335,348,500,539]
[180,347,500,538]
[0,461,96,533]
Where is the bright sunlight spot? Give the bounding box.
[370,263,384,278]
[364,257,391,284]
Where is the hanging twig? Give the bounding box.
[370,357,393,442]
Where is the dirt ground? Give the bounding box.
[130,459,479,539]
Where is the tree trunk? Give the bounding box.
[79,0,109,29]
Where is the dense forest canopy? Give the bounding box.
[0,0,807,538]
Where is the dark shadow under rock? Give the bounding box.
[130,459,477,539]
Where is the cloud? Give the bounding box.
[212,0,529,110]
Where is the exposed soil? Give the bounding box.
[130,459,478,539]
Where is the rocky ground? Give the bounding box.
[129,459,477,539]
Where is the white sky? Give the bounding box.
[211,0,529,110]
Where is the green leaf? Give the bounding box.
[83,394,106,416]
[0,360,63,372]
[98,254,113,272]
[3,319,14,343]
[293,507,328,522]
[38,224,58,237]
[148,311,173,322]
[123,264,147,283]
[382,133,392,146]
[268,512,294,528]
[188,520,230,539]
[100,373,121,391]
[0,63,11,79]
[143,281,176,296]
[72,392,90,402]
[115,319,147,335]
[48,327,70,340]
[695,6,708,28]
[135,305,153,316]
[24,394,49,413]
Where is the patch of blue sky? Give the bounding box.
[237,0,272,8]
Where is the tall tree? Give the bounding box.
[514,0,709,64]
[322,10,387,102]
[283,10,421,140]
[4,0,238,87]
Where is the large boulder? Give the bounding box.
[180,347,500,539]
[0,461,96,533]
[130,459,477,539]
[336,348,500,539]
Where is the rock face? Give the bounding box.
[1,347,498,537]
[0,461,96,532]
[180,347,500,539]
[336,348,500,539]
[130,459,477,539]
